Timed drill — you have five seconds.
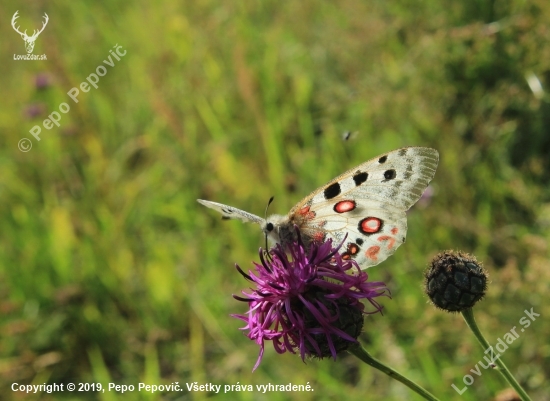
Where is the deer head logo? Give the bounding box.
[11,11,49,54]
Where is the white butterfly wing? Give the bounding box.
[197,199,265,225]
[288,147,439,269]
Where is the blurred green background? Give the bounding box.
[2,1,550,400]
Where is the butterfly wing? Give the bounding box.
[197,199,265,225]
[287,147,439,269]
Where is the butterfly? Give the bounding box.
[341,131,358,141]
[197,147,439,270]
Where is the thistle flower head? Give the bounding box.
[232,234,389,370]
[35,73,50,90]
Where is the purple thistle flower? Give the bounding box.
[23,102,45,119]
[232,233,389,371]
[35,73,51,90]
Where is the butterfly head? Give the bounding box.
[261,214,287,244]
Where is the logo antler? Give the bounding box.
[12,11,49,53]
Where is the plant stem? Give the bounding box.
[461,307,532,401]
[348,343,440,401]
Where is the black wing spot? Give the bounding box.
[356,238,364,245]
[378,155,388,163]
[353,171,368,186]
[383,169,397,180]
[324,182,341,199]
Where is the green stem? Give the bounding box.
[461,308,532,401]
[348,343,440,401]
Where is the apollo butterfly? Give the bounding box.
[198,147,438,269]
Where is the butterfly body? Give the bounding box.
[198,146,438,270]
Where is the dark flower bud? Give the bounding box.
[424,250,488,312]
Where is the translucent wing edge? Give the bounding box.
[197,199,265,225]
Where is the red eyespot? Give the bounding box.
[347,243,360,255]
[333,200,356,213]
[359,217,382,234]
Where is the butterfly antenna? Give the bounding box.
[265,196,274,218]
[264,196,274,252]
